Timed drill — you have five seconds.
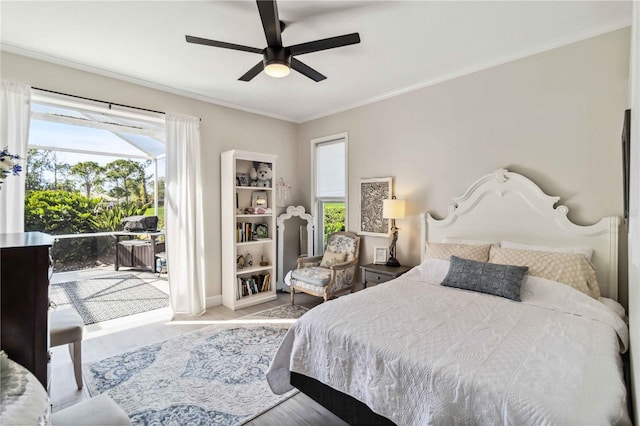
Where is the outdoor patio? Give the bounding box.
[50,266,171,336]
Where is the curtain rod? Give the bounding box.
[32,87,166,115]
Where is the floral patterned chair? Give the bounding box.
[290,231,361,304]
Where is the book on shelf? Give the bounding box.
[236,222,269,242]
[236,273,271,299]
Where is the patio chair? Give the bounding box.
[290,231,361,304]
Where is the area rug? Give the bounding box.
[50,274,170,325]
[83,304,309,425]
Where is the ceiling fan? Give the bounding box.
[185,0,361,82]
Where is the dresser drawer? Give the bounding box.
[364,270,393,285]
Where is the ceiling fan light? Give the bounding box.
[264,61,290,78]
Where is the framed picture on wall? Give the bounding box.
[359,177,392,237]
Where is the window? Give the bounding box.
[312,134,347,253]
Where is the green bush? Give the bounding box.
[25,190,100,234]
[25,190,101,263]
[323,203,346,245]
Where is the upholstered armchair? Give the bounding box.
[290,231,361,304]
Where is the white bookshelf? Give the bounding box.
[221,150,277,310]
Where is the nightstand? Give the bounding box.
[360,263,413,288]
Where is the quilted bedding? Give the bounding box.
[267,259,630,425]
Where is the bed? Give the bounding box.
[266,169,631,425]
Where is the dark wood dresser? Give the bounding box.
[0,232,54,388]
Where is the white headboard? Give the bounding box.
[420,169,620,300]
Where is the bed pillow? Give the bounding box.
[320,251,347,268]
[488,246,600,298]
[441,255,528,301]
[425,242,492,262]
[441,237,499,246]
[499,240,593,261]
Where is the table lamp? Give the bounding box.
[382,196,405,266]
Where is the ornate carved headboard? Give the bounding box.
[420,169,620,300]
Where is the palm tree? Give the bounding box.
[105,159,146,203]
[70,161,104,197]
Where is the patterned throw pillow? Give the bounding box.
[424,242,492,262]
[488,246,600,299]
[320,251,347,268]
[441,256,529,301]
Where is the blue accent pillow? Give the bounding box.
[441,255,529,301]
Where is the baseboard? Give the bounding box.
[206,295,222,308]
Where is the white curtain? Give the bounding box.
[165,113,206,315]
[0,81,31,234]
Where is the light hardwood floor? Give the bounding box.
[49,269,348,425]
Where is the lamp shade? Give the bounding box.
[382,198,405,219]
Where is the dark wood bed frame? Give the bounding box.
[291,372,396,425]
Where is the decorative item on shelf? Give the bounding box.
[236,172,249,187]
[253,162,272,187]
[255,223,269,239]
[245,253,253,267]
[373,246,388,265]
[276,178,292,207]
[237,254,245,270]
[382,196,405,267]
[0,147,22,189]
[260,255,268,266]
[255,207,272,214]
[249,167,259,186]
[251,191,268,208]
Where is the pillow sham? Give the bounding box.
[488,246,600,298]
[425,242,492,262]
[320,251,347,268]
[499,240,593,261]
[441,237,499,246]
[441,255,528,301]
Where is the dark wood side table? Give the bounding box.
[360,263,413,288]
[0,231,54,389]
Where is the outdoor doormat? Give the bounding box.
[50,274,170,325]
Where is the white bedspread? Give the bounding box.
[267,259,630,425]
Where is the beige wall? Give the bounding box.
[0,51,299,304]
[0,28,631,307]
[298,28,631,308]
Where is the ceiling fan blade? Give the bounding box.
[256,0,282,47]
[186,35,262,54]
[288,33,360,56]
[291,58,326,82]
[239,61,265,81]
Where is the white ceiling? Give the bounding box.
[0,1,632,123]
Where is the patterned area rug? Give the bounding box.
[83,304,309,425]
[50,275,170,325]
